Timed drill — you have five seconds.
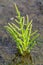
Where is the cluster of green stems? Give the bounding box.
[4,3,39,56]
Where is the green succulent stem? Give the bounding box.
[4,3,40,56]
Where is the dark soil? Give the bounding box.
[0,0,43,65]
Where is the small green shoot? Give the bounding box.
[4,3,39,56]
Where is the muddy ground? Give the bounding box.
[0,0,43,65]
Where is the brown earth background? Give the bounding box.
[0,0,43,65]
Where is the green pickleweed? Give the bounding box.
[4,3,39,56]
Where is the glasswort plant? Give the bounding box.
[4,3,39,56]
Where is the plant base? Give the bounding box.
[11,53,34,65]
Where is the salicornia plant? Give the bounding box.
[4,3,39,56]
